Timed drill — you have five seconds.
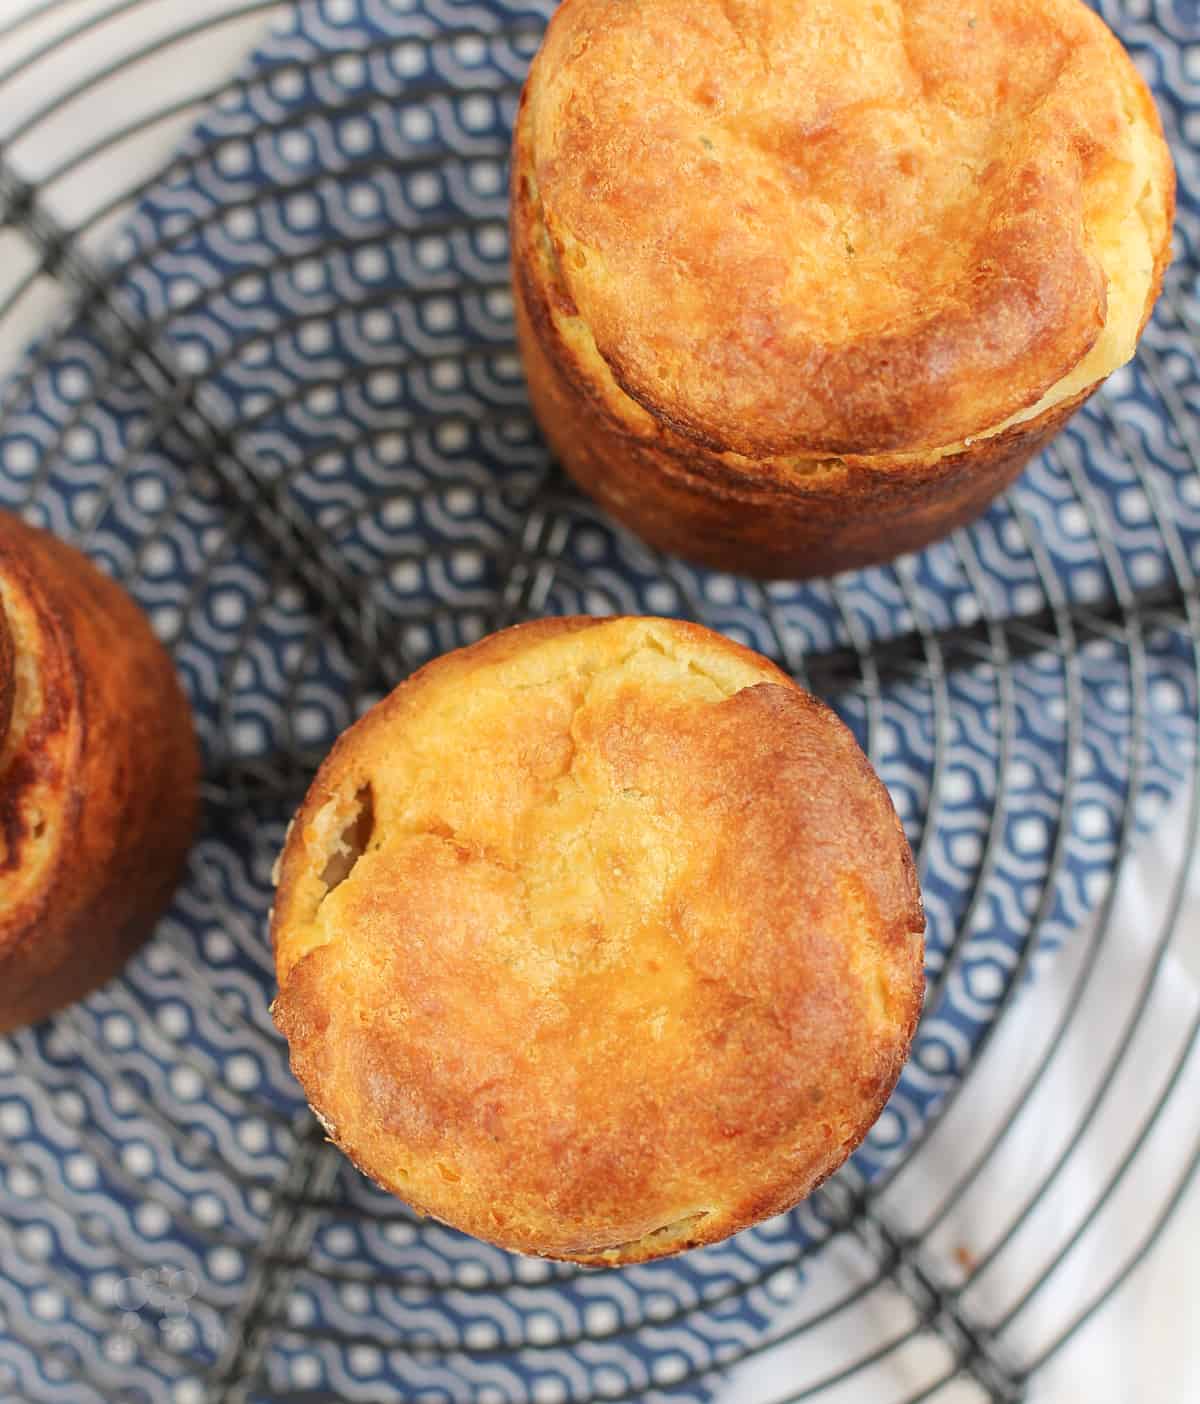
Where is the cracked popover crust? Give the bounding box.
[0,513,198,1032]
[271,617,925,1263]
[511,0,1175,578]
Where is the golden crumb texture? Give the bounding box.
[511,0,1174,577]
[272,617,925,1263]
[0,513,199,1031]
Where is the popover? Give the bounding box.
[272,617,924,1262]
[511,0,1175,577]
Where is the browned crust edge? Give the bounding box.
[509,70,1175,581]
[0,514,200,1031]
[0,591,13,749]
[272,616,925,1264]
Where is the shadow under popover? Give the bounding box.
[271,617,925,1263]
[511,0,1175,578]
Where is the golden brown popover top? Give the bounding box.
[523,0,1174,457]
[272,617,924,1262]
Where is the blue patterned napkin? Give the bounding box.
[0,2,1197,1401]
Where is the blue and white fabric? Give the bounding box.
[0,1,1197,1401]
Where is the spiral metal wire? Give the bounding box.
[0,3,1197,1403]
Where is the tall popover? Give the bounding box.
[512,0,1174,578]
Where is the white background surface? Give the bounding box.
[0,3,1195,1401]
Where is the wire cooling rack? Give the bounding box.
[0,3,1198,1403]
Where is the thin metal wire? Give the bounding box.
[864,531,1024,1203]
[0,1120,260,1256]
[210,1126,341,1404]
[1023,1131,1200,1376]
[73,983,291,1131]
[44,89,509,248]
[47,1015,289,1197]
[888,554,954,884]
[992,1009,1200,1336]
[769,1326,939,1404]
[949,440,1149,1289]
[0,0,96,49]
[920,526,1017,1011]
[0,1184,218,1377]
[854,1198,1026,1402]
[899,492,1085,1243]
[1012,336,1200,1367]
[956,433,1166,1300]
[826,574,886,766]
[0,0,168,95]
[893,1376,995,1404]
[0,6,1196,1403]
[0,1044,276,1252]
[262,1197,863,1354]
[0,2,289,146]
[750,577,813,688]
[37,61,513,187]
[261,1249,903,1404]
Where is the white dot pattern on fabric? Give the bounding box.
[466,1321,501,1349]
[0,1104,29,1136]
[209,1248,244,1282]
[0,4,1194,1404]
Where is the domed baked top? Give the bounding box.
[524,0,1172,456]
[272,618,924,1261]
